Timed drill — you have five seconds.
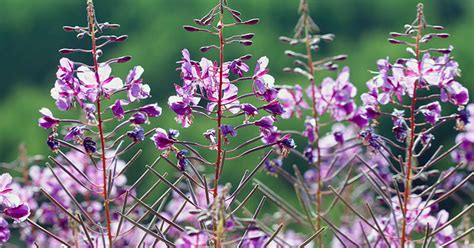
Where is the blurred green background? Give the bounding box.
[0,0,473,243]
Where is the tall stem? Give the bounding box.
[400,5,423,248]
[87,2,113,246]
[213,6,225,248]
[303,8,323,248]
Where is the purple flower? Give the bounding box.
[111,100,128,120]
[277,134,296,149]
[3,203,30,222]
[261,88,279,102]
[253,57,275,96]
[241,228,268,248]
[264,158,282,175]
[0,217,10,244]
[38,108,59,129]
[228,59,249,77]
[441,81,469,106]
[304,146,315,164]
[152,128,175,150]
[175,232,208,248]
[139,103,162,117]
[77,64,123,100]
[254,116,274,130]
[419,101,442,125]
[0,174,21,208]
[309,66,357,121]
[126,66,151,102]
[241,103,258,116]
[304,118,316,143]
[64,125,85,141]
[56,58,75,82]
[262,101,285,116]
[278,85,308,119]
[359,128,382,151]
[203,129,217,145]
[129,112,148,125]
[220,125,237,138]
[168,95,194,128]
[127,126,145,143]
[83,137,97,154]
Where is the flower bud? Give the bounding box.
[83,137,97,154]
[241,18,259,25]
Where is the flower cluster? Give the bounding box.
[2,0,473,247]
[0,173,30,244]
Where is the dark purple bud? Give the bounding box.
[388,39,404,44]
[3,204,30,222]
[83,137,97,154]
[116,56,132,63]
[115,35,128,42]
[59,48,76,54]
[176,150,189,172]
[239,54,252,61]
[304,146,315,164]
[433,48,452,54]
[434,33,449,38]
[200,46,212,53]
[333,54,348,61]
[285,50,296,57]
[63,26,79,32]
[264,158,282,174]
[239,40,253,46]
[183,25,204,32]
[390,32,405,37]
[240,33,255,39]
[430,25,444,30]
[127,126,145,143]
[130,112,147,125]
[458,109,470,125]
[334,131,344,145]
[220,125,237,138]
[47,135,60,152]
[241,18,259,25]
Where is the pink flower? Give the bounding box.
[278,85,308,119]
[38,108,59,129]
[253,57,275,96]
[77,64,123,101]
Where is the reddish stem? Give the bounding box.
[401,5,423,248]
[87,2,113,247]
[213,9,225,248]
[304,14,323,248]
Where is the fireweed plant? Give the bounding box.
[329,3,472,248]
[0,1,472,248]
[160,0,323,246]
[260,0,367,247]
